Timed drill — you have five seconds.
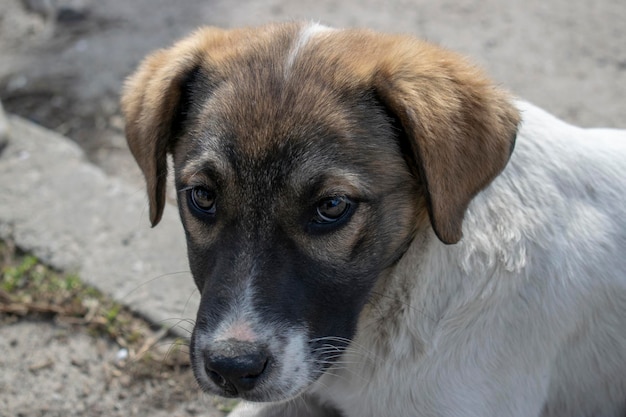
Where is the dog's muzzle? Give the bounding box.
[192,320,314,401]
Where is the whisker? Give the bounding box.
[159,317,196,327]
[311,336,382,364]
[121,270,193,300]
[179,288,200,320]
[157,317,195,336]
[312,366,365,384]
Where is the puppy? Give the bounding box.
[122,22,626,417]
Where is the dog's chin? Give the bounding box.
[197,381,310,403]
[192,361,322,402]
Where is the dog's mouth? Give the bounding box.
[190,327,349,401]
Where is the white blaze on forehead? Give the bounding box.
[285,23,333,78]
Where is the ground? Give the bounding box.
[0,320,222,417]
[0,242,231,417]
[0,0,624,416]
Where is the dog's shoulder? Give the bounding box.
[459,100,626,281]
[505,100,626,215]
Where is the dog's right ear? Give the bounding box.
[121,28,228,226]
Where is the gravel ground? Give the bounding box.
[0,0,624,416]
[0,319,225,417]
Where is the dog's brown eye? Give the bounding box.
[190,186,216,215]
[315,196,351,223]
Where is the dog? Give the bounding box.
[121,22,626,417]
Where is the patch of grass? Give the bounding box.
[0,240,191,377]
[0,240,240,413]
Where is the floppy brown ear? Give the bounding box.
[121,28,229,226]
[372,40,520,244]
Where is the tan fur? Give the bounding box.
[122,23,297,225]
[122,23,518,243]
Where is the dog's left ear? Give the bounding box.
[121,52,198,226]
[121,28,227,226]
[371,38,520,244]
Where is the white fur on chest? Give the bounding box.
[312,101,626,417]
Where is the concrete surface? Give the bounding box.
[0,113,197,336]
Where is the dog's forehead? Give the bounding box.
[183,31,367,166]
[176,23,406,192]
[179,104,367,192]
[209,50,354,149]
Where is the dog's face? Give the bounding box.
[122,23,519,401]
[175,72,420,401]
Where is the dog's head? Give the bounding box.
[122,22,519,401]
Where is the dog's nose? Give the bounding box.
[204,341,270,395]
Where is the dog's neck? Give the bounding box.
[357,227,447,353]
[310,227,455,408]
[355,204,526,357]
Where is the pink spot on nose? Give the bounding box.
[216,319,258,343]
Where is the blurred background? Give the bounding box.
[0,1,624,416]
[1,0,625,184]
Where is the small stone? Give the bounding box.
[116,348,129,362]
